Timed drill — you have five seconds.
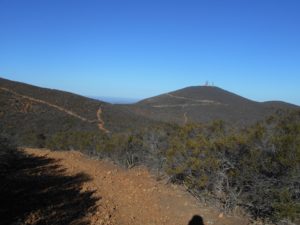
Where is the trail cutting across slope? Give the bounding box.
[25,148,249,225]
[97,107,110,133]
[166,93,220,104]
[0,87,109,133]
[149,94,224,108]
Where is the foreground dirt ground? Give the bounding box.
[25,148,249,225]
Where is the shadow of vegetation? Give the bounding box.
[0,147,99,225]
[188,215,204,225]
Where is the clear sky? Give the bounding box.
[0,0,299,104]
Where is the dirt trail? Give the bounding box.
[166,93,217,104]
[25,148,248,225]
[148,93,222,108]
[0,87,109,133]
[97,107,110,133]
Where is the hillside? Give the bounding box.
[121,86,299,125]
[1,77,298,145]
[0,77,155,145]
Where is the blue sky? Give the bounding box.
[0,0,299,104]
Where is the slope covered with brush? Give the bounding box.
[122,86,298,125]
[0,77,155,146]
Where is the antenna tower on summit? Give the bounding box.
[203,81,215,86]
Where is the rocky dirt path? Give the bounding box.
[25,148,248,225]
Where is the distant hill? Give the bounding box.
[1,77,298,146]
[121,86,299,126]
[0,77,154,145]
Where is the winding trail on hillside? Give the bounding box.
[0,87,109,133]
[24,148,248,225]
[166,93,218,104]
[97,107,110,133]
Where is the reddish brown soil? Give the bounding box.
[25,148,249,225]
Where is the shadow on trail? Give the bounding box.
[188,215,205,225]
[0,147,99,225]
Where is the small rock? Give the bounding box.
[105,214,111,220]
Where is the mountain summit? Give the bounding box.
[138,86,254,105]
[123,85,298,125]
